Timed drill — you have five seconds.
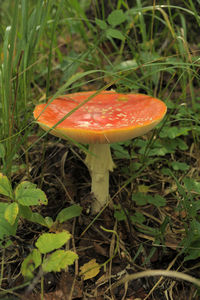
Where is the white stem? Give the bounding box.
[85,144,115,214]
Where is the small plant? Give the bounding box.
[0,173,48,243]
[165,171,200,262]
[21,230,78,279]
[0,173,82,245]
[95,9,127,42]
[114,192,166,228]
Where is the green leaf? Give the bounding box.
[132,192,166,208]
[36,231,71,254]
[16,181,36,189]
[56,204,82,223]
[15,181,48,206]
[190,219,200,236]
[19,205,53,228]
[0,173,13,198]
[113,59,138,72]
[170,161,189,171]
[21,249,42,279]
[42,250,78,273]
[176,138,188,150]
[19,205,32,219]
[0,202,17,243]
[107,9,126,27]
[183,178,200,194]
[184,246,200,262]
[4,202,19,225]
[111,143,130,159]
[184,221,200,262]
[114,209,126,221]
[95,18,107,30]
[106,28,125,40]
[131,212,146,224]
[147,195,166,207]
[131,162,142,171]
[159,126,191,139]
[138,140,171,157]
[44,216,54,228]
[30,212,53,228]
[132,192,148,206]
[161,168,171,176]
[147,147,169,156]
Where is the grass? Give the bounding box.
[1,0,200,299]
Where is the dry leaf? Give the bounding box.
[79,259,100,280]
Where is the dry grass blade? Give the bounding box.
[111,269,200,290]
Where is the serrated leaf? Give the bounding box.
[184,222,200,262]
[36,231,71,254]
[0,203,17,243]
[95,18,107,30]
[132,192,148,206]
[0,173,13,198]
[4,202,19,225]
[159,126,191,139]
[176,138,188,150]
[114,209,126,221]
[15,181,47,206]
[56,205,82,223]
[111,143,130,159]
[106,28,125,40]
[80,259,100,280]
[148,147,169,156]
[183,178,200,194]
[147,195,166,207]
[107,9,126,27]
[21,249,42,279]
[132,192,166,208]
[131,212,146,224]
[16,181,36,190]
[161,167,171,176]
[190,219,200,236]
[42,250,78,273]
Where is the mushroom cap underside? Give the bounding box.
[33,91,167,144]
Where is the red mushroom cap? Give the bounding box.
[33,91,167,144]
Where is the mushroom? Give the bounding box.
[33,91,167,214]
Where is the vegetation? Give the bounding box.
[0,0,200,299]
